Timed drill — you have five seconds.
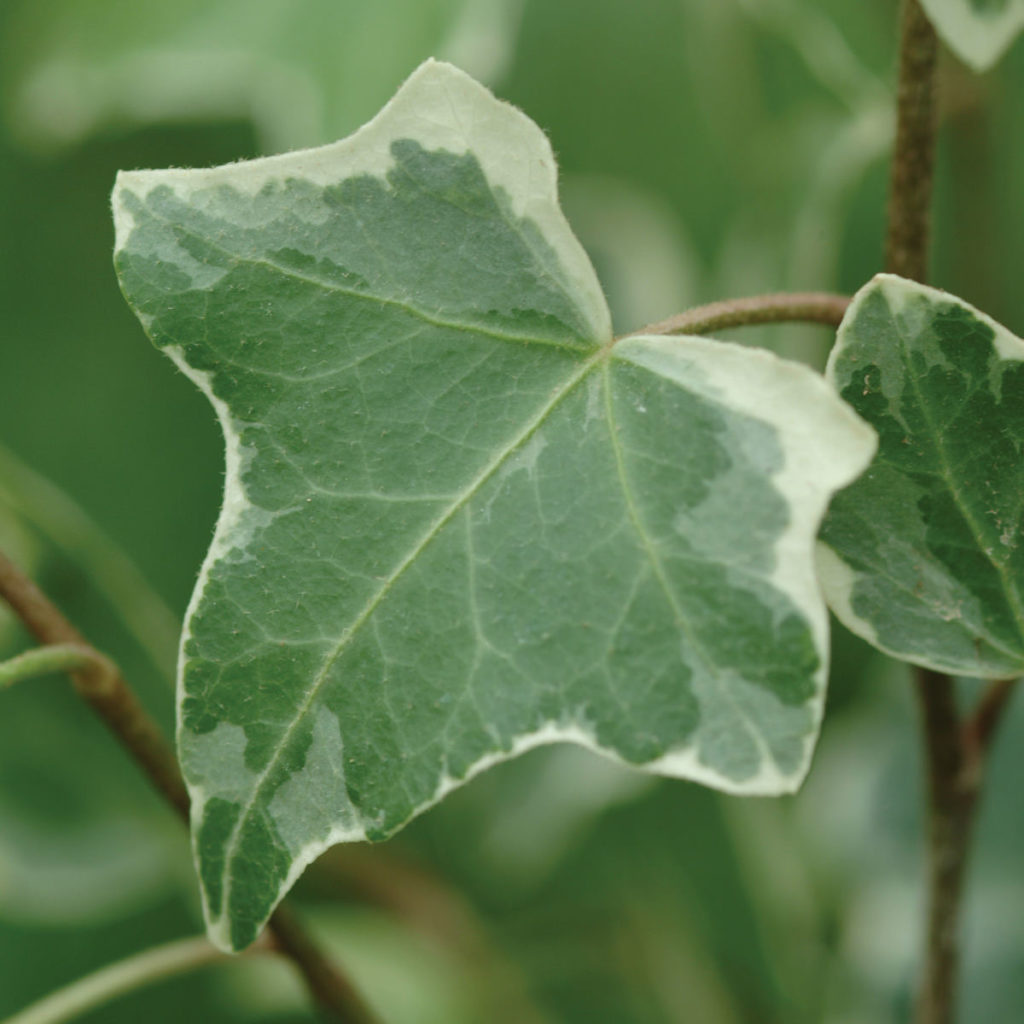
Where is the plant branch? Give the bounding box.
[886,0,939,281]
[912,668,1017,1024]
[0,643,100,689]
[2,934,273,1024]
[628,292,851,339]
[0,548,378,1024]
[913,668,975,1024]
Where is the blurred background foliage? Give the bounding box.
[0,0,1022,1021]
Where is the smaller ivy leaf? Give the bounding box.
[819,273,1024,678]
[918,0,1024,71]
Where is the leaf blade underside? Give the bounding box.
[819,273,1024,678]
[113,60,874,951]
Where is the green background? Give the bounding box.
[1,0,1022,1020]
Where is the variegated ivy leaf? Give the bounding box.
[112,60,875,952]
[819,274,1024,678]
[918,0,1024,71]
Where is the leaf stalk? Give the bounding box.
[629,292,850,338]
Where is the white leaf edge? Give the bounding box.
[617,335,877,789]
[816,272,1024,677]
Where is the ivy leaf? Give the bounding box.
[917,0,1024,71]
[819,273,1024,677]
[113,60,875,951]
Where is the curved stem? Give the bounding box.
[628,291,850,339]
[0,644,101,689]
[0,547,379,1024]
[2,934,272,1024]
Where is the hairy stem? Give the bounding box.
[630,292,850,338]
[880,5,1001,1021]
[0,549,189,817]
[912,671,1016,1024]
[0,548,378,1024]
[886,0,939,281]
[913,668,977,1024]
[2,934,272,1024]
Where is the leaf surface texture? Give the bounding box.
[114,60,874,950]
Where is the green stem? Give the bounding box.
[1,935,271,1024]
[0,644,102,689]
[629,291,850,339]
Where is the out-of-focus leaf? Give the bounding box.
[819,274,1024,676]
[5,0,521,152]
[918,0,1024,71]
[113,60,874,950]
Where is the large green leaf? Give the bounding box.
[113,60,874,951]
[918,0,1024,70]
[819,274,1024,677]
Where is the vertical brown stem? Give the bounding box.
[886,0,939,281]
[882,4,988,1022]
[912,669,978,1024]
